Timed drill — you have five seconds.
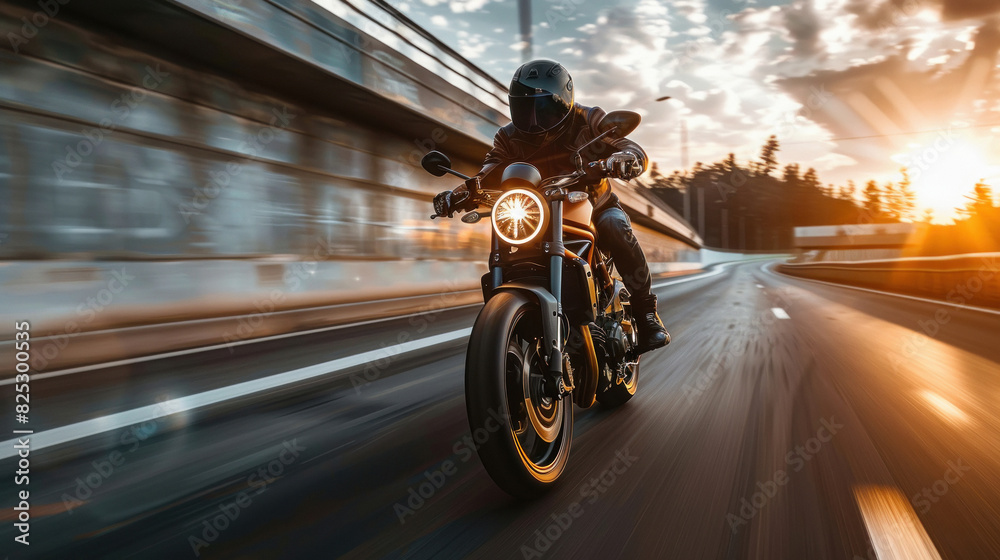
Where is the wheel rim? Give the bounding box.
[504,310,565,471]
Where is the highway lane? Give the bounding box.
[2,259,999,559]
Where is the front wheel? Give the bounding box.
[465,291,573,499]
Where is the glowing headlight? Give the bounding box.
[492,188,545,245]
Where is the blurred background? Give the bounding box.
[0,0,705,371]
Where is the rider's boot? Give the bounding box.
[632,295,670,353]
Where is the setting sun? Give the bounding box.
[893,138,997,223]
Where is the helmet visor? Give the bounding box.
[509,92,572,134]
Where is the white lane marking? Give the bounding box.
[771,308,790,319]
[756,284,764,288]
[651,260,742,289]
[8,259,775,385]
[0,328,472,460]
[853,485,943,560]
[764,263,1000,317]
[0,303,482,386]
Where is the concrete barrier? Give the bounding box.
[0,260,698,374]
[777,253,1000,309]
[701,248,792,266]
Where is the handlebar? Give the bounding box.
[430,157,616,220]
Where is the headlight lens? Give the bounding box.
[492,188,545,245]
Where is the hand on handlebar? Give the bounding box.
[603,151,642,180]
[431,189,472,219]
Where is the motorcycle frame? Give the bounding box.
[483,191,617,408]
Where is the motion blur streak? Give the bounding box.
[854,485,942,560]
[3,260,1000,558]
[0,328,472,460]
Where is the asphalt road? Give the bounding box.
[3,259,1000,559]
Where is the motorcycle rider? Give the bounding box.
[433,59,670,353]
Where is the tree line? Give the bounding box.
[645,135,1000,256]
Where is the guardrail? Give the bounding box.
[0,267,699,375]
[777,254,1000,309]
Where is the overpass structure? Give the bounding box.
[0,0,700,370]
[791,223,929,262]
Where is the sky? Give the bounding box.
[388,0,1000,222]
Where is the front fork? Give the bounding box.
[487,199,572,399]
[548,199,564,375]
[546,200,575,399]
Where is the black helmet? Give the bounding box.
[508,59,574,136]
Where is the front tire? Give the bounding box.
[465,291,573,499]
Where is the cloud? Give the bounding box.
[938,0,1000,21]
[448,0,491,13]
[390,0,1000,186]
[782,1,822,56]
[773,20,1000,181]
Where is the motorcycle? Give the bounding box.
[422,111,645,498]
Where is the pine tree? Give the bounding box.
[959,180,995,219]
[756,135,780,176]
[782,163,800,185]
[896,168,916,222]
[863,180,882,221]
[802,168,821,192]
[724,153,738,172]
[842,180,856,201]
[882,181,899,221]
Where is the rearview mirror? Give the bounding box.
[598,111,641,138]
[421,151,452,177]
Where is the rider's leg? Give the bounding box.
[593,198,670,352]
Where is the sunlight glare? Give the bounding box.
[893,139,993,222]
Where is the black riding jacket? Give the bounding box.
[469,104,648,209]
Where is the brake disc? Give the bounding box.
[521,343,562,443]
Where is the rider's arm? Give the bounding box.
[434,128,513,217]
[608,138,648,175]
[469,127,515,192]
[585,106,649,174]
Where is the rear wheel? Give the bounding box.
[465,291,573,499]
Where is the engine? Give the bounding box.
[591,317,628,380]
